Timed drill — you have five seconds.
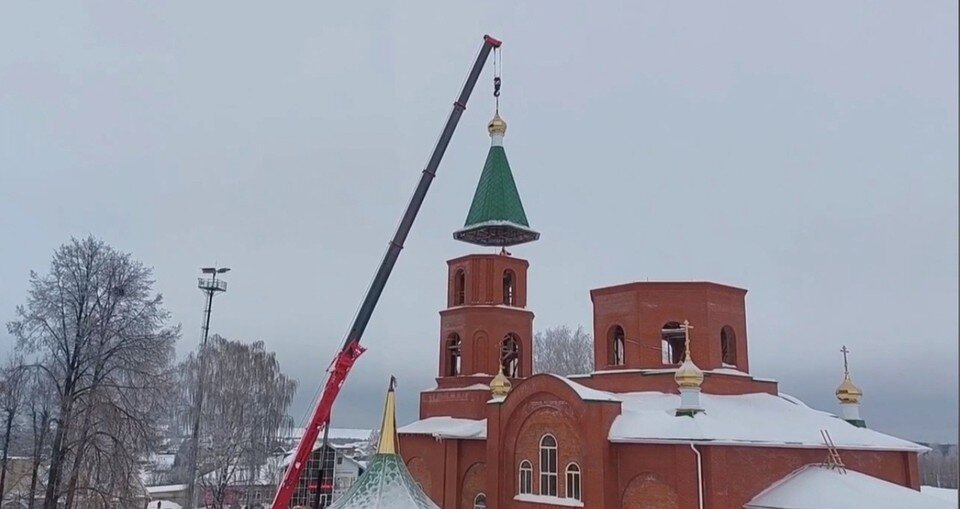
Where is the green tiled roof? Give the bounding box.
[454,146,539,247]
[328,453,440,509]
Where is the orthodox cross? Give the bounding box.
[680,320,694,359]
[840,345,851,376]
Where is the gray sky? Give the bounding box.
[1,2,957,442]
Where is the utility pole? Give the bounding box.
[185,266,230,509]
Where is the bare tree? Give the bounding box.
[6,236,179,509]
[0,358,26,505]
[177,336,296,509]
[533,325,594,376]
[23,369,54,509]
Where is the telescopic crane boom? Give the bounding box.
[271,34,502,508]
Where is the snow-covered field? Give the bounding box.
[921,486,958,503]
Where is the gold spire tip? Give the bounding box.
[377,376,399,454]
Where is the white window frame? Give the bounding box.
[539,434,558,496]
[473,492,487,509]
[518,460,533,494]
[565,462,582,500]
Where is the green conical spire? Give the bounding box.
[453,114,540,247]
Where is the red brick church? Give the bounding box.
[396,113,937,509]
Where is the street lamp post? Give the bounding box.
[185,267,230,509]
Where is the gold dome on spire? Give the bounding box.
[674,320,704,389]
[487,113,507,136]
[490,364,512,398]
[835,375,862,404]
[835,345,862,404]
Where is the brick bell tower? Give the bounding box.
[435,112,539,394]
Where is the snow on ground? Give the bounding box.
[921,486,959,503]
[143,501,182,509]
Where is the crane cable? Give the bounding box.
[493,47,501,113]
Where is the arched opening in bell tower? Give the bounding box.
[501,334,521,377]
[454,269,466,306]
[608,325,625,366]
[447,334,462,376]
[661,322,685,365]
[503,269,516,306]
[721,325,738,366]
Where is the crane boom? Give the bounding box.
[271,34,502,509]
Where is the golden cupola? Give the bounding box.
[674,320,704,389]
[487,112,507,136]
[835,346,863,404]
[490,364,512,398]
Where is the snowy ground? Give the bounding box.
[921,486,958,503]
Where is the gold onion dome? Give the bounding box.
[490,364,512,398]
[487,113,507,136]
[835,375,863,404]
[675,352,704,389]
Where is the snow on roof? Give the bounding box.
[398,417,487,440]
[513,493,584,507]
[144,484,187,494]
[744,464,953,509]
[286,427,372,441]
[609,392,925,451]
[921,486,958,503]
[548,374,621,402]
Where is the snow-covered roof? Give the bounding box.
[286,427,372,441]
[744,465,953,509]
[609,391,926,451]
[550,374,622,402]
[424,383,491,392]
[398,417,487,440]
[144,484,187,494]
[329,454,439,509]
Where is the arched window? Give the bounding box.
[539,434,558,496]
[661,322,685,365]
[503,269,516,306]
[721,326,737,366]
[454,269,466,305]
[447,334,462,376]
[501,334,521,377]
[608,325,625,366]
[473,493,487,509]
[518,460,533,494]
[565,463,582,501]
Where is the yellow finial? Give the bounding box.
[488,113,507,137]
[835,346,862,404]
[490,364,512,398]
[377,376,399,455]
[675,320,704,389]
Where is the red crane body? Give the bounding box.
[271,34,502,508]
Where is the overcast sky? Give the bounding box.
[1,2,957,442]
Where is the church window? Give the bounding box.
[454,269,466,305]
[501,334,521,377]
[473,493,487,509]
[661,322,685,365]
[503,269,516,306]
[539,434,558,496]
[519,460,533,494]
[608,325,625,366]
[721,326,737,366]
[447,334,462,376]
[565,463,582,501]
